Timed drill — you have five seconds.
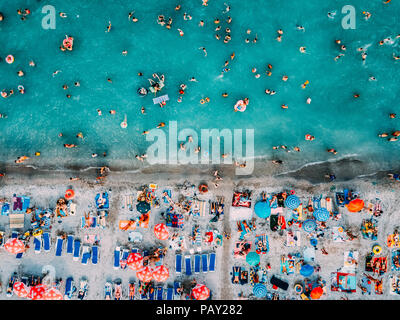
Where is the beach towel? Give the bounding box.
[1,202,10,216]
[343,250,359,272]
[360,275,372,295]
[232,191,252,208]
[330,272,356,293]
[255,234,269,254]
[387,233,400,248]
[119,220,138,231]
[234,241,251,258]
[390,275,400,296]
[191,200,207,217]
[95,192,109,209]
[285,231,300,247]
[392,250,400,271]
[332,226,349,242]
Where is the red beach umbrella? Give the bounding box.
[13,281,29,298]
[154,223,169,240]
[346,198,365,213]
[152,265,169,282]
[136,266,153,283]
[127,252,144,271]
[4,238,25,254]
[28,284,47,300]
[43,287,63,300]
[310,286,323,300]
[191,284,210,300]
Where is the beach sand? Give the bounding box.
[0,161,399,300]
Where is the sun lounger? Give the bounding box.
[120,248,129,269]
[148,287,155,300]
[114,247,121,269]
[202,253,208,273]
[42,232,50,252]
[131,247,139,253]
[55,237,64,257]
[95,192,109,209]
[194,254,201,274]
[175,254,182,274]
[92,245,99,265]
[81,245,91,265]
[185,255,192,276]
[209,252,216,272]
[166,287,173,300]
[66,235,74,254]
[64,277,76,300]
[73,239,81,261]
[174,282,181,300]
[34,236,41,254]
[157,287,163,300]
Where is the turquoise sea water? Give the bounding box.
[1,0,400,171]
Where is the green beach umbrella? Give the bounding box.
[246,251,260,266]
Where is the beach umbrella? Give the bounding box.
[302,219,317,233]
[154,223,169,240]
[13,281,29,298]
[43,287,63,300]
[28,284,47,300]
[127,252,144,271]
[313,208,330,222]
[246,251,260,266]
[310,238,318,247]
[346,199,364,213]
[253,284,268,298]
[285,195,300,210]
[136,201,150,214]
[152,265,169,282]
[4,238,25,254]
[136,266,153,283]
[310,286,323,300]
[191,284,210,300]
[254,201,271,218]
[300,264,314,277]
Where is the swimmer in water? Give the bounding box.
[97,109,102,115]
[327,11,336,19]
[175,5,181,11]
[52,70,62,77]
[223,3,231,13]
[222,92,228,97]
[189,77,198,82]
[60,12,67,18]
[227,16,232,23]
[15,156,30,164]
[76,132,84,139]
[231,52,235,60]
[64,144,77,148]
[199,47,207,56]
[300,46,306,53]
[17,70,24,77]
[157,122,165,128]
[74,81,80,86]
[122,50,128,56]
[282,75,288,81]
[92,153,98,158]
[178,28,184,36]
[109,110,116,115]
[379,133,388,138]
[141,106,146,114]
[369,76,377,81]
[29,61,35,67]
[296,25,305,31]
[106,21,112,32]
[142,130,149,135]
[393,53,400,60]
[199,20,204,27]
[390,113,396,119]
[327,148,337,154]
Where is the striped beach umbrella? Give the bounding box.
[136,266,153,283]
[127,252,143,271]
[191,284,210,300]
[253,284,268,298]
[152,265,169,282]
[313,208,330,222]
[4,238,25,254]
[13,281,29,298]
[302,219,317,233]
[154,223,169,240]
[254,201,271,218]
[285,195,300,210]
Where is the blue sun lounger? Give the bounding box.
[42,232,50,252]
[120,248,129,269]
[148,288,155,300]
[73,239,81,261]
[202,253,208,273]
[92,245,99,265]
[34,236,41,254]
[64,277,75,300]
[66,235,74,254]
[114,247,121,269]
[175,254,182,274]
[194,254,201,274]
[55,237,64,257]
[174,282,181,300]
[166,287,173,300]
[157,287,163,300]
[185,255,192,276]
[209,252,216,272]
[81,245,91,265]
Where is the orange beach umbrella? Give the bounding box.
[127,252,143,271]
[13,281,29,298]
[136,266,153,283]
[346,198,364,213]
[154,223,169,240]
[152,265,169,282]
[310,286,323,300]
[191,284,210,300]
[43,287,63,300]
[4,238,25,254]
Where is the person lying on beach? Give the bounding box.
[15,156,29,163]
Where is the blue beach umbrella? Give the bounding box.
[254,201,271,218]
[246,251,260,266]
[303,219,317,233]
[253,284,268,298]
[310,238,318,247]
[313,208,330,222]
[300,264,314,277]
[285,195,300,210]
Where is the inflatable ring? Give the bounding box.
[65,189,75,200]
[33,228,43,237]
[294,284,303,294]
[198,184,208,193]
[5,55,14,64]
[338,227,343,233]
[200,99,205,104]
[372,245,382,255]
